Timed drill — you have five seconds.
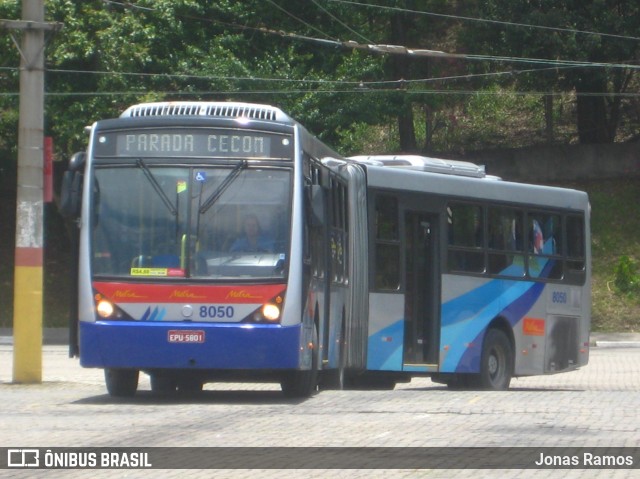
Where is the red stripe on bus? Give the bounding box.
[93,282,286,304]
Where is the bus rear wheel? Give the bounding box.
[104,368,139,397]
[478,329,513,390]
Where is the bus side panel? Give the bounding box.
[439,275,545,373]
[79,322,302,370]
[440,275,589,376]
[366,293,404,371]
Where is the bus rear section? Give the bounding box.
[355,156,591,390]
[62,102,320,398]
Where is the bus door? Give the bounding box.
[403,211,440,368]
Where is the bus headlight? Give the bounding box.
[96,299,115,318]
[262,303,281,321]
[246,293,285,323]
[92,291,134,321]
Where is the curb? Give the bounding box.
[590,333,640,349]
[0,328,68,346]
[590,340,640,348]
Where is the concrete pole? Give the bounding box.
[12,0,46,383]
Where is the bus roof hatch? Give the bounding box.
[348,155,494,179]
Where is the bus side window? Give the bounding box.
[565,214,586,285]
[374,195,400,290]
[528,212,563,279]
[447,203,485,274]
[566,215,585,271]
[488,207,525,276]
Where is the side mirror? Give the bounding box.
[58,152,86,219]
[68,151,86,172]
[59,171,82,219]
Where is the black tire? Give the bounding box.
[478,329,513,390]
[104,368,139,397]
[320,321,348,390]
[281,325,318,398]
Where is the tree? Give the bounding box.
[0,1,20,161]
[460,0,639,144]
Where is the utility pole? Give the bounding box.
[2,2,59,383]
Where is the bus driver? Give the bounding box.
[230,214,275,253]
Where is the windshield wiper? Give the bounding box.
[199,160,247,214]
[136,158,177,216]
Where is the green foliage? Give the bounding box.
[460,0,639,143]
[457,89,543,149]
[0,1,20,158]
[588,179,640,331]
[614,256,640,294]
[0,1,637,158]
[336,122,396,156]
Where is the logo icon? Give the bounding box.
[8,449,40,468]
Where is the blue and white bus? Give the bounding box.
[61,102,590,397]
[347,154,590,390]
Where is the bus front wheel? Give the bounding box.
[104,368,139,397]
[281,326,318,398]
[478,329,513,390]
[320,320,349,390]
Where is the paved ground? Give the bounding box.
[0,332,638,478]
[3,328,638,347]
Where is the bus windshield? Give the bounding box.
[91,164,291,280]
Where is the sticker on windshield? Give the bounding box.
[131,267,185,278]
[195,171,206,182]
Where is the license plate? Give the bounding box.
[168,330,205,343]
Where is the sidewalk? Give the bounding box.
[0,328,68,345]
[1,328,640,347]
[589,331,640,348]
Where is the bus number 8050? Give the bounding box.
[200,305,235,319]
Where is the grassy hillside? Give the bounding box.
[585,178,640,331]
[0,171,638,332]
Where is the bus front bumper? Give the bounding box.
[79,321,302,370]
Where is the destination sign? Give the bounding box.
[93,129,292,159]
[117,131,270,157]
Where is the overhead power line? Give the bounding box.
[2,3,636,101]
[0,62,598,84]
[264,0,337,41]
[321,0,640,43]
[310,0,374,44]
[2,60,637,99]
[1,89,638,98]
[96,2,640,71]
[39,63,640,87]
[342,40,640,70]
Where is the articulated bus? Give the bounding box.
[61,102,590,398]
